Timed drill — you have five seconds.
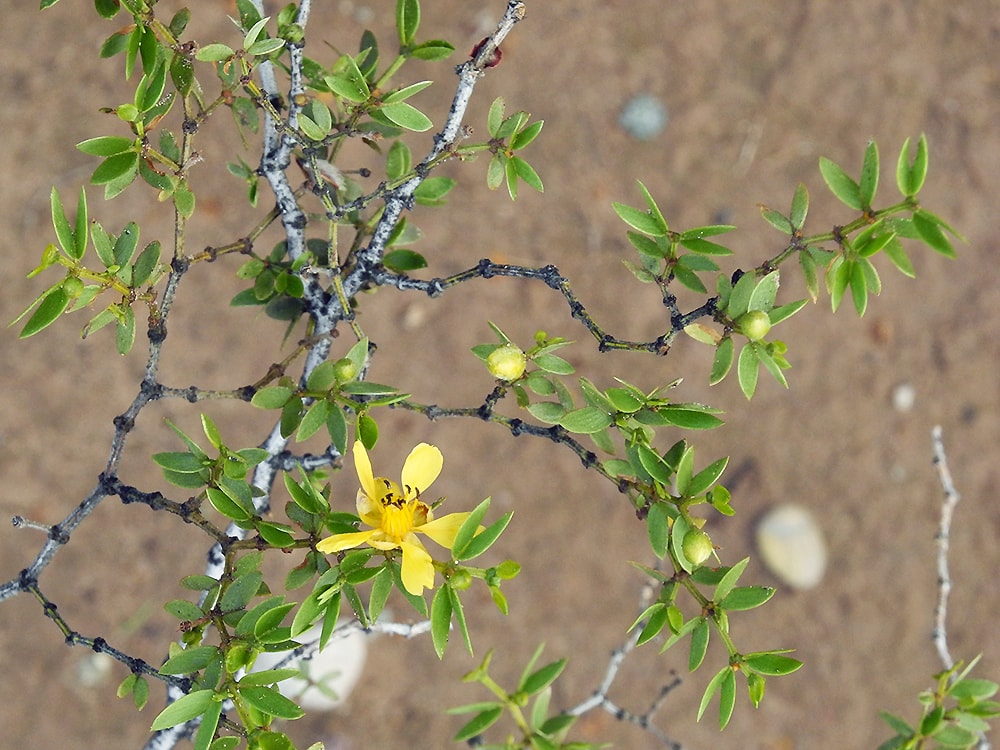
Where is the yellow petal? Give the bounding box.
[316,529,375,553]
[400,443,442,499]
[356,490,381,527]
[417,511,473,550]
[353,441,377,500]
[399,537,435,595]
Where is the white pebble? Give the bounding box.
[755,504,827,590]
[619,95,669,141]
[892,382,916,413]
[250,624,368,711]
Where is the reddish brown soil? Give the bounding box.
[1,2,998,749]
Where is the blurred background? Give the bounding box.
[1,2,997,748]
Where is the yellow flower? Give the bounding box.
[316,441,471,596]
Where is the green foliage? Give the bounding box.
[878,657,1000,749]
[13,2,987,750]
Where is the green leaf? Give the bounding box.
[532,353,574,375]
[913,210,956,258]
[243,15,271,49]
[132,241,160,287]
[19,286,70,338]
[487,97,504,138]
[414,176,456,206]
[220,571,263,613]
[637,445,673,485]
[297,114,328,142]
[759,207,793,234]
[453,706,504,743]
[727,271,756,318]
[193,701,222,750]
[486,154,505,190]
[396,0,420,46]
[451,497,491,558]
[252,386,294,409]
[687,456,729,497]
[859,140,879,208]
[49,187,76,258]
[710,337,734,385]
[748,271,780,312]
[164,598,204,621]
[383,249,428,272]
[195,43,235,63]
[455,510,513,561]
[237,686,305,720]
[850,259,869,316]
[357,412,379,449]
[153,451,206,474]
[719,668,736,729]
[520,658,567,695]
[819,156,862,210]
[511,119,544,150]
[646,502,669,557]
[688,618,709,671]
[297,399,332,442]
[635,604,670,646]
[655,405,724,430]
[511,156,544,193]
[91,152,140,186]
[327,407,348,455]
[896,134,929,197]
[612,201,668,236]
[430,585,452,658]
[713,558,749,603]
[160,646,220,675]
[737,342,760,399]
[678,236,732,255]
[150,689,216,731]
[77,136,134,159]
[385,140,411,180]
[789,183,809,229]
[325,55,370,102]
[380,101,432,131]
[558,406,611,434]
[409,39,455,61]
[744,653,803,676]
[719,585,775,611]
[136,61,167,113]
[768,298,807,325]
[697,667,728,723]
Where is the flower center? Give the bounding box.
[375,478,416,539]
[372,477,432,540]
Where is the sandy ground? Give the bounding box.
[1,2,998,749]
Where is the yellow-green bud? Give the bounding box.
[487,344,526,382]
[332,357,357,382]
[681,527,714,567]
[737,310,772,342]
[448,568,472,590]
[62,276,85,299]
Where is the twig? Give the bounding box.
[931,425,959,672]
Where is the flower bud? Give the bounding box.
[681,527,714,567]
[448,568,472,590]
[486,344,526,382]
[736,310,772,342]
[332,357,357,382]
[62,276,85,299]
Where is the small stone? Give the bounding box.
[76,652,113,688]
[250,624,368,711]
[892,382,916,413]
[619,94,668,141]
[755,504,827,590]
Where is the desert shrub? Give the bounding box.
[3,1,996,749]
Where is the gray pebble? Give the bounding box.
[619,94,669,141]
